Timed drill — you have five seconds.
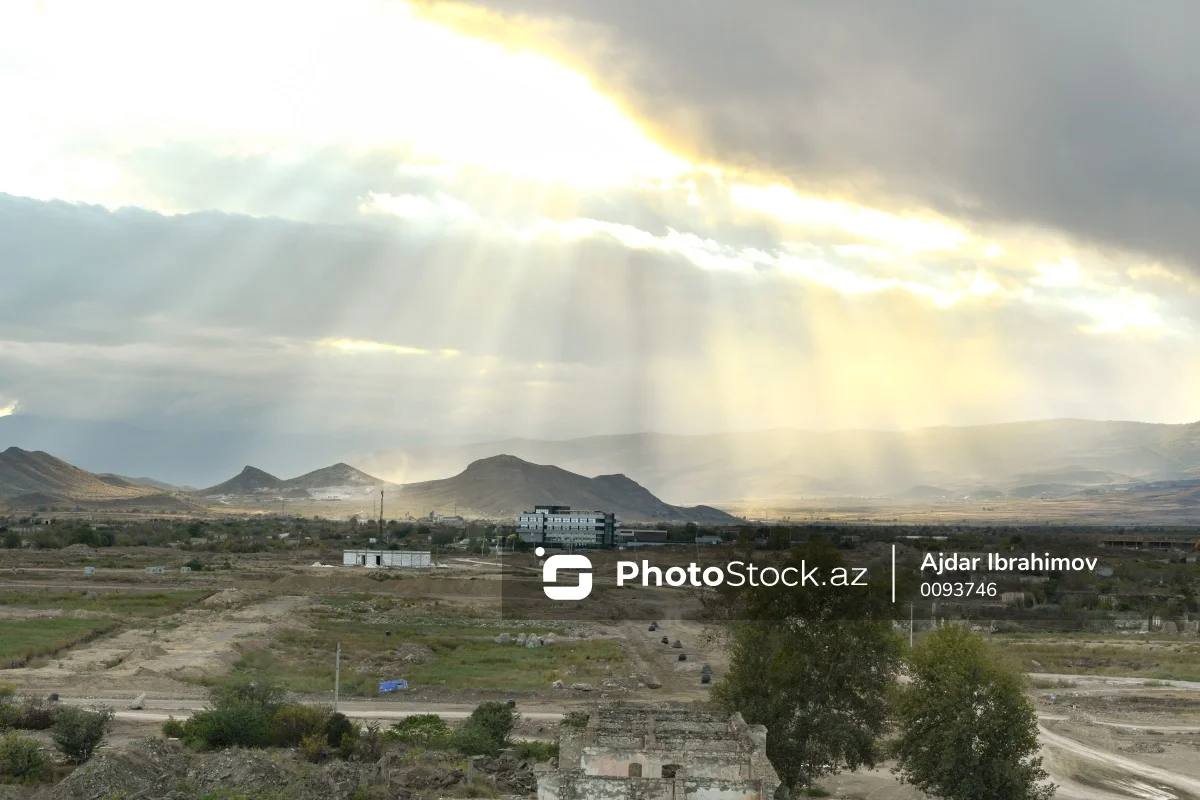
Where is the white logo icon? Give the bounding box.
[535,547,593,600]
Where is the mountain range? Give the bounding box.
[0,447,738,523]
[354,419,1200,503]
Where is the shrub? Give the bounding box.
[183,702,272,749]
[300,733,328,763]
[463,702,517,751]
[51,706,114,764]
[270,704,329,748]
[514,740,558,761]
[354,721,384,762]
[448,724,501,757]
[17,696,55,730]
[325,712,354,749]
[209,675,285,715]
[386,714,450,746]
[162,717,186,739]
[0,731,47,782]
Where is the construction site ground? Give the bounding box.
[4,546,1200,798]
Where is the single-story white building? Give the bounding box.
[343,550,432,568]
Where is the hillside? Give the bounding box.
[200,466,282,495]
[0,447,147,500]
[280,463,387,491]
[356,419,1200,503]
[393,454,740,524]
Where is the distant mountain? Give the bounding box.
[0,447,147,500]
[116,475,193,492]
[356,419,1200,503]
[201,466,282,495]
[280,463,387,491]
[200,462,390,498]
[392,454,741,524]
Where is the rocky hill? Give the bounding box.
[0,446,146,500]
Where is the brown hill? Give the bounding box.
[200,466,282,495]
[394,454,740,524]
[0,447,148,500]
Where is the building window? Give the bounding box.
[661,764,681,779]
[628,763,642,778]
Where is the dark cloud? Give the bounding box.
[459,0,1200,270]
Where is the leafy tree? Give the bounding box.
[709,541,902,791]
[2,532,21,550]
[891,626,1055,800]
[51,706,114,764]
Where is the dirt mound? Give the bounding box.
[186,748,290,795]
[202,589,246,608]
[61,544,100,557]
[52,738,186,800]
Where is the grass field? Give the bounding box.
[0,589,211,618]
[995,633,1200,682]
[0,617,118,666]
[220,599,624,695]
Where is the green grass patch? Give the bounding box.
[0,617,118,667]
[995,634,1200,682]
[219,610,623,695]
[0,589,210,618]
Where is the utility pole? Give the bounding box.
[909,602,914,648]
[378,490,384,542]
[333,641,341,713]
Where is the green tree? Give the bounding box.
[892,626,1054,800]
[50,706,114,764]
[2,531,20,550]
[709,541,902,791]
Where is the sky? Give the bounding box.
[2,0,1200,484]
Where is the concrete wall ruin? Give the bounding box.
[539,705,779,800]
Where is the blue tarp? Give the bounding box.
[379,679,408,693]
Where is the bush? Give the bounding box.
[448,724,501,757]
[162,717,186,739]
[209,675,285,715]
[183,702,272,749]
[354,722,384,762]
[270,704,329,748]
[325,712,354,749]
[300,733,328,763]
[0,731,48,782]
[16,696,55,730]
[386,714,450,746]
[462,702,517,750]
[514,740,558,761]
[51,706,114,764]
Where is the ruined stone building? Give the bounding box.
[539,705,780,800]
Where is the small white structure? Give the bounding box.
[180,566,192,574]
[146,566,165,575]
[343,550,431,568]
[83,566,96,577]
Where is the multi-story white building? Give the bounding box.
[517,505,616,548]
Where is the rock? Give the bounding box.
[1031,660,1042,669]
[128,693,146,710]
[671,640,682,648]
[525,636,541,648]
[642,676,662,689]
[550,680,565,689]
[543,633,556,645]
[571,683,595,691]
[515,633,528,645]
[495,633,510,644]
